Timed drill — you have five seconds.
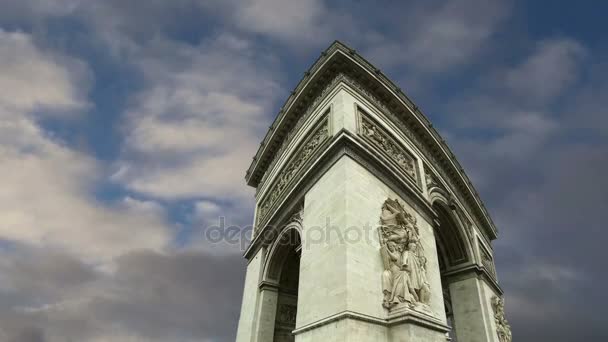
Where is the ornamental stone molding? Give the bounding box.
[358,110,418,183]
[481,243,497,279]
[257,75,346,190]
[236,41,509,342]
[246,61,497,241]
[256,115,330,229]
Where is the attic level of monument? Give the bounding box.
[244,41,497,240]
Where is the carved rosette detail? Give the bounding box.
[379,198,431,311]
[358,112,418,182]
[491,296,512,342]
[257,118,330,228]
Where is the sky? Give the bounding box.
[0,0,606,341]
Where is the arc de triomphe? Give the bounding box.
[235,41,511,342]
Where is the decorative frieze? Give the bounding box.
[258,75,346,189]
[379,198,431,312]
[253,71,493,240]
[339,74,493,238]
[357,110,418,183]
[491,296,512,342]
[257,117,330,228]
[480,244,497,279]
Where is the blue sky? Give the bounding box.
[0,0,606,341]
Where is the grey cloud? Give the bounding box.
[0,248,98,303]
[424,31,608,341]
[0,248,246,342]
[1,2,606,342]
[454,131,608,342]
[563,61,608,137]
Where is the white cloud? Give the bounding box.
[194,200,222,218]
[114,34,282,201]
[505,38,587,102]
[233,0,329,44]
[407,0,510,70]
[0,116,171,261]
[0,29,90,116]
[0,30,171,261]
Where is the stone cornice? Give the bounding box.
[442,263,504,296]
[292,309,450,336]
[245,41,498,240]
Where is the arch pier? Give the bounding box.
[236,42,510,342]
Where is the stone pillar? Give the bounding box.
[293,155,450,341]
[253,283,280,342]
[236,249,265,342]
[447,273,501,342]
[237,41,510,342]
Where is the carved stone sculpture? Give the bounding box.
[379,198,431,310]
[257,118,330,228]
[491,296,512,342]
[359,115,417,181]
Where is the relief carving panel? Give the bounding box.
[358,111,418,183]
[379,198,431,312]
[257,117,330,227]
[492,296,512,342]
[481,245,497,279]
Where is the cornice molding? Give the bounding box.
[247,130,437,258]
[292,309,450,336]
[245,41,498,240]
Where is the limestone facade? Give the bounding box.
[235,42,509,342]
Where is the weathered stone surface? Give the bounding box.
[236,41,507,342]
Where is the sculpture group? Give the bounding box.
[379,198,431,310]
[491,296,513,342]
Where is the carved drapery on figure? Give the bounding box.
[379,198,431,310]
[491,296,512,342]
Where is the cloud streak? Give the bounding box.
[0,1,606,341]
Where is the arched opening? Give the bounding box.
[434,203,469,267]
[433,202,472,342]
[264,227,301,342]
[437,236,457,342]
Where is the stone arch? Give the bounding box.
[431,197,474,269]
[431,197,477,342]
[262,221,303,284]
[258,220,302,342]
